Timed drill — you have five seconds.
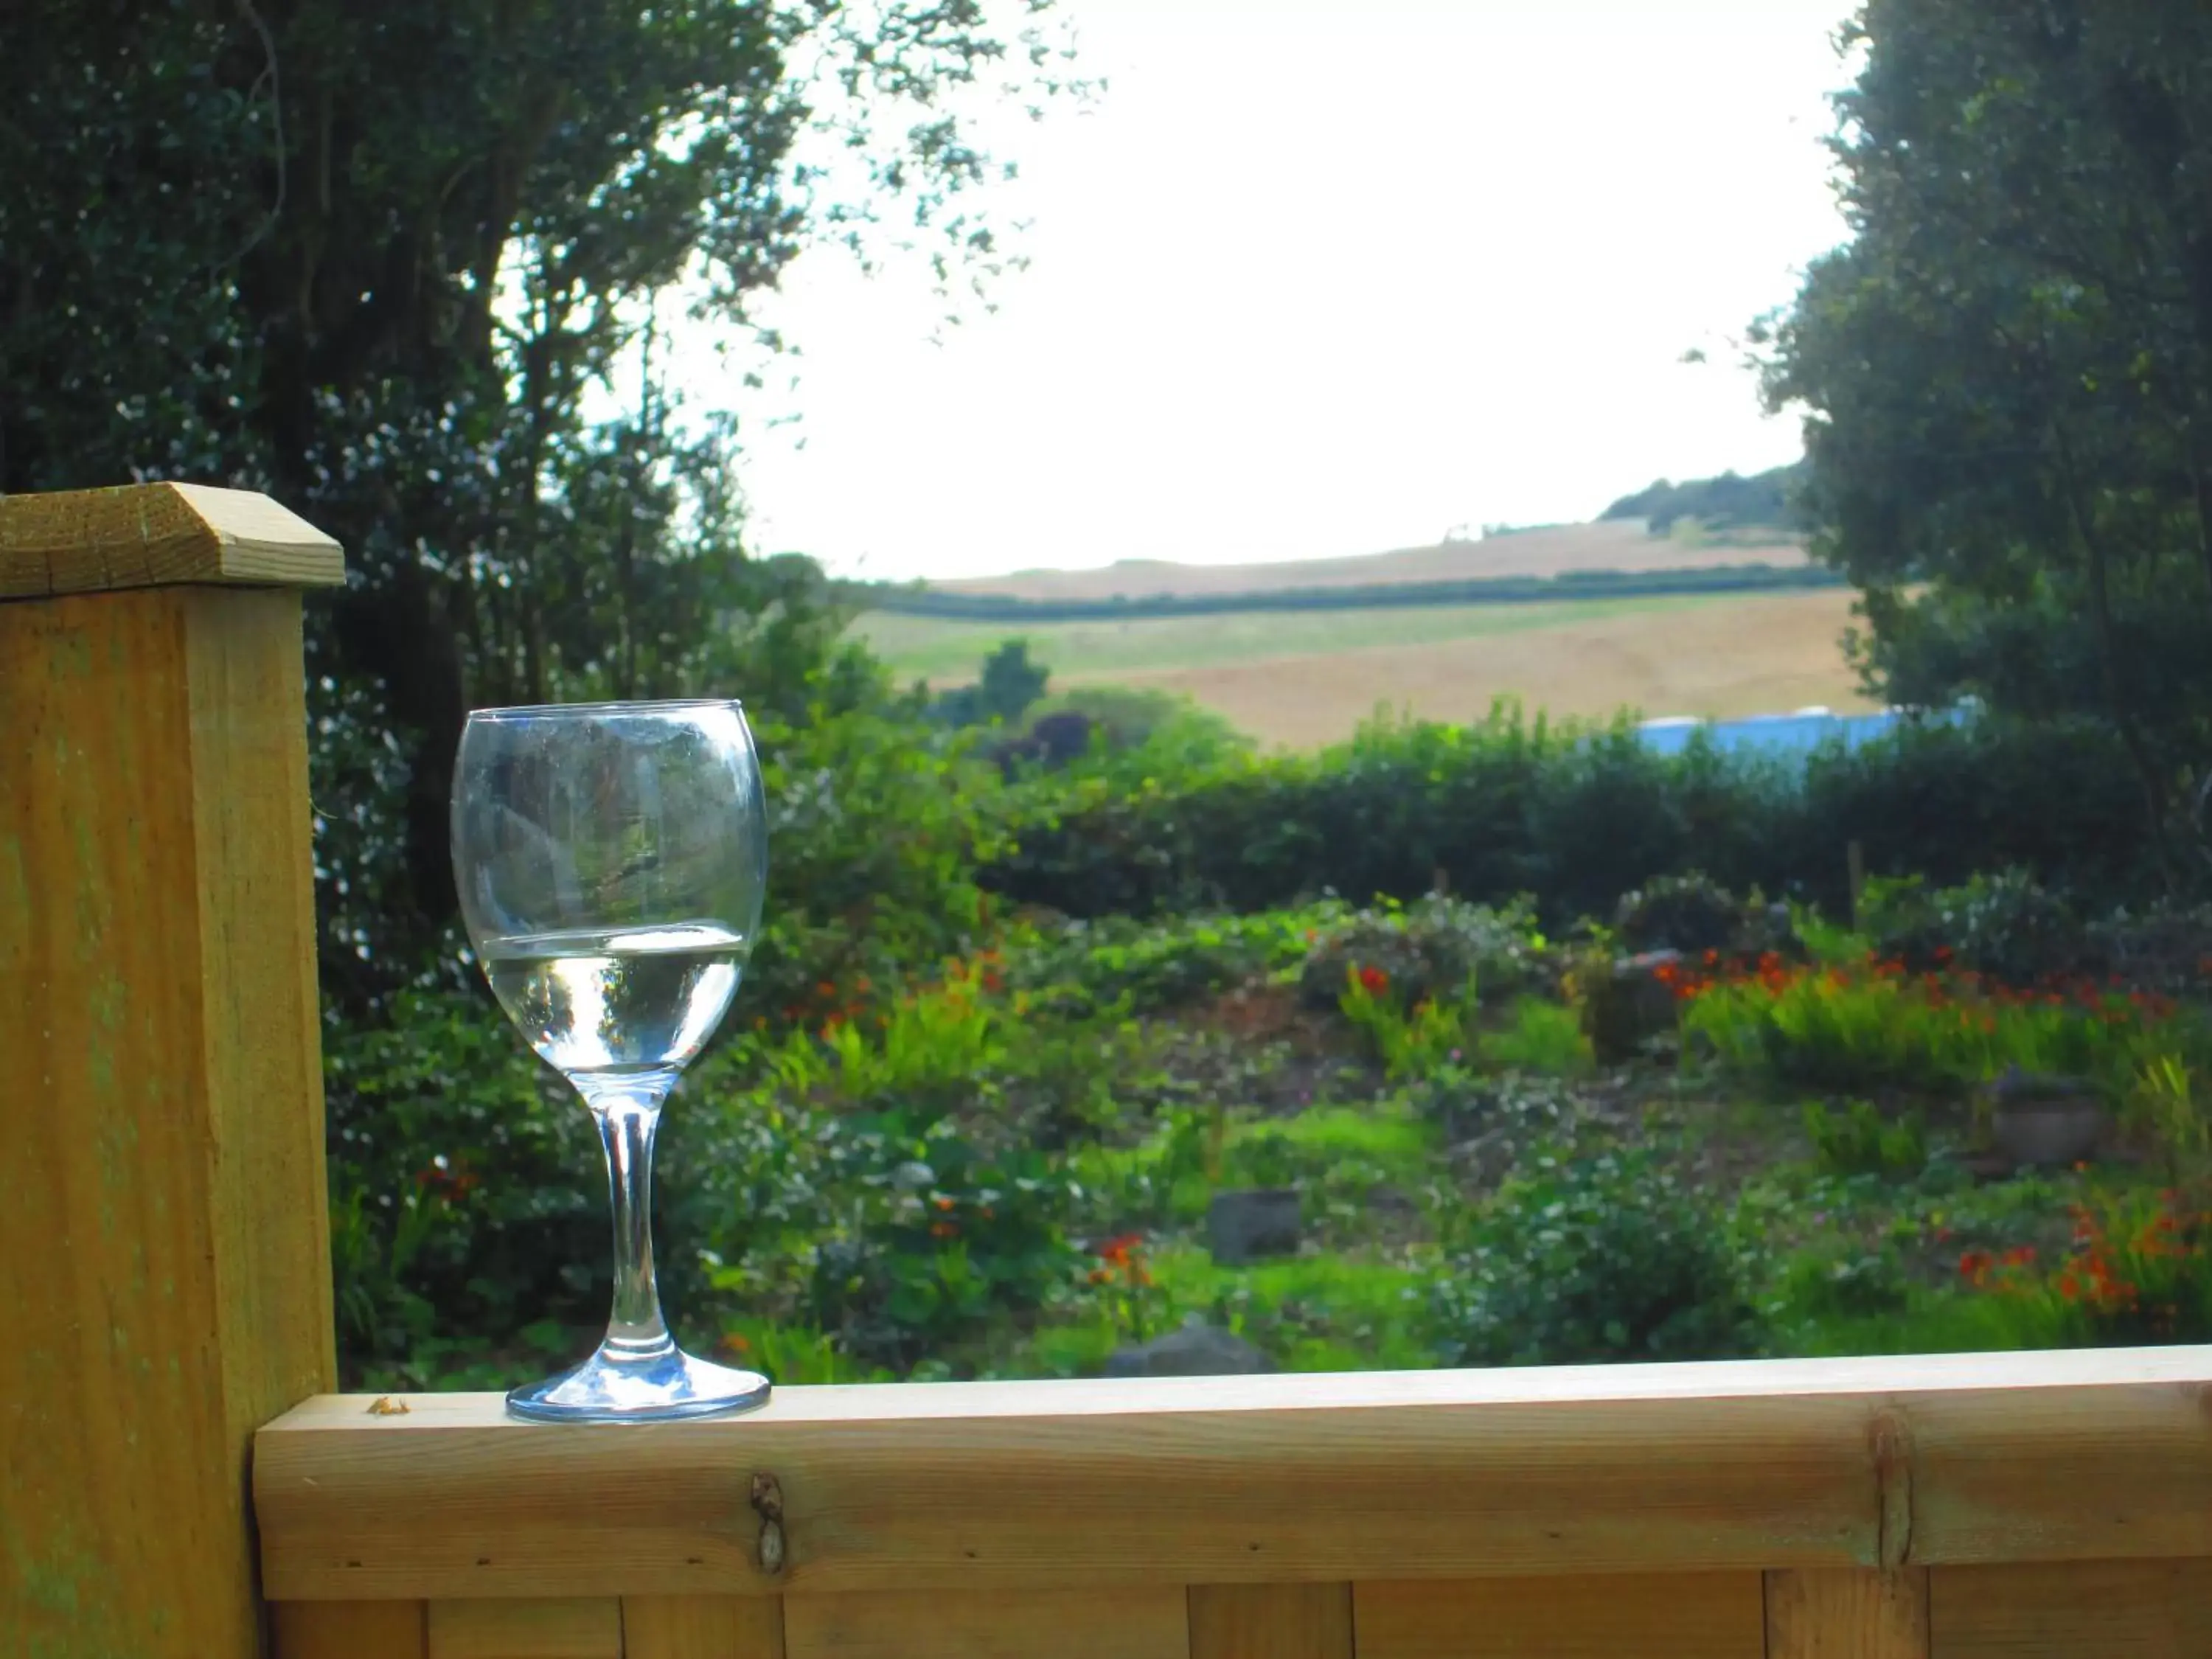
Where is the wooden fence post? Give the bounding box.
[1,484,346,1658]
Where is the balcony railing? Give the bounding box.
[7,484,2211,1659]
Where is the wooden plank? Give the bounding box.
[254,1348,2212,1601]
[427,1597,624,1658]
[1354,1573,1764,1658]
[1189,1583,1351,1659]
[0,480,345,598]
[782,1587,1187,1659]
[1767,1569,1929,1659]
[2,582,337,1655]
[274,1600,430,1659]
[1931,1560,2212,1658]
[624,1596,787,1659]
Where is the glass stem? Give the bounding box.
[577,1073,676,1360]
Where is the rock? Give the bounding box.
[1103,1318,1276,1379]
[1207,1188,1301,1266]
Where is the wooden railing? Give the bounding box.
[254,1349,2212,1658]
[7,484,2212,1659]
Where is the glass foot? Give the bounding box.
[506,1344,772,1424]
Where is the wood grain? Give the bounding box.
[0,481,345,598]
[2,583,337,1655]
[1188,1583,1351,1659]
[428,1598,623,1659]
[1354,1573,1764,1658]
[1767,1569,1928,1659]
[1930,1560,2212,1658]
[624,1596,787,1659]
[782,1587,1188,1659]
[255,1349,2212,1601]
[274,1601,431,1659]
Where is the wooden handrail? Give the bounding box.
[257,1346,2212,1604]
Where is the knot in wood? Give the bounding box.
[751,1472,787,1576]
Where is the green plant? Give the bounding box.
[776,1110,1085,1371]
[1475,996,1595,1077]
[1437,1144,1761,1367]
[1804,1099,1928,1178]
[713,1318,891,1385]
[1338,963,1473,1079]
[1862,869,2090,988]
[1955,1187,2212,1347]
[1083,1232,1168,1343]
[1299,895,1547,1013]
[2131,1056,2208,1186]
[1004,906,1326,1018]
[1681,954,2179,1098]
[1768,1242,1915,1327]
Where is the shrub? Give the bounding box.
[1613,872,1750,956]
[779,1110,1085,1371]
[984,709,2164,926]
[324,984,606,1378]
[1003,907,1324,1018]
[1861,869,2090,987]
[1298,895,1548,1012]
[1436,1145,1761,1366]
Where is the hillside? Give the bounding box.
[855,587,1871,748]
[933,520,1809,603]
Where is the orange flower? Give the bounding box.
[930,1220,959,1239]
[933,1195,958,1211]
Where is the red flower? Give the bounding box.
[1357,964,1390,995]
[1096,1233,1144,1267]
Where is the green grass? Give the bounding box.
[1021,1245,1438,1377]
[852,593,1759,684]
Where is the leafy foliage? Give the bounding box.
[985,708,2169,927]
[1759,0,2212,875]
[2,0,1079,996]
[1438,1145,1761,1367]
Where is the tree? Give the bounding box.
[929,637,1048,728]
[1,0,1079,992]
[1759,0,2212,877]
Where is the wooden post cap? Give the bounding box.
[0,481,347,599]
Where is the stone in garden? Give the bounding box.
[1103,1318,1276,1378]
[1207,1187,1301,1265]
[1582,949,1683,1064]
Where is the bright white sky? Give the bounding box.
[708,0,1858,582]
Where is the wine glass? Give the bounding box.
[450,699,771,1422]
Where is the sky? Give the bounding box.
[701,0,1860,582]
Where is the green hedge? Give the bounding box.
[982,710,2160,922]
